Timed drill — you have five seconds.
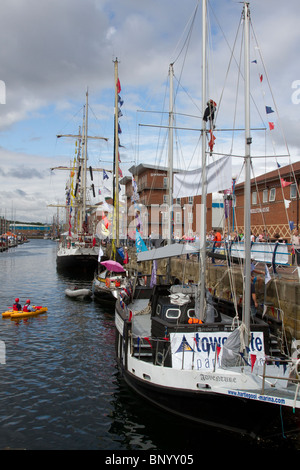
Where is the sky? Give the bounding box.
[0,0,299,224]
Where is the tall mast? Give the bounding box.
[243,2,251,348]
[199,0,207,320]
[81,90,89,232]
[168,63,174,246]
[113,58,120,249]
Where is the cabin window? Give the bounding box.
[290,183,297,199]
[165,308,181,319]
[156,304,161,316]
[269,188,276,202]
[252,191,257,205]
[188,196,193,204]
[163,177,168,188]
[263,189,268,203]
[187,309,195,319]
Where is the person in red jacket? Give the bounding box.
[13,298,22,311]
[23,299,32,312]
[213,229,222,247]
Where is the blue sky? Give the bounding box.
[0,0,299,223]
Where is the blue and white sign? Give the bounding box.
[170,331,265,371]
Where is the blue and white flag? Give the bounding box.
[135,229,148,253]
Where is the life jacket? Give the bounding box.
[13,303,20,311]
[188,318,203,324]
[23,304,30,312]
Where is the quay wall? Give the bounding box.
[128,249,300,341]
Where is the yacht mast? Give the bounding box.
[199,0,207,320]
[81,90,89,232]
[168,63,174,246]
[113,58,120,249]
[243,2,251,348]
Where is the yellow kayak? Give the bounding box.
[2,307,48,319]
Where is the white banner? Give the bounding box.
[173,156,232,198]
[170,331,265,371]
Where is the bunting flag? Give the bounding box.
[265,264,271,284]
[284,199,291,208]
[208,130,216,152]
[269,122,274,130]
[98,245,104,262]
[251,60,257,63]
[150,260,157,287]
[103,169,109,180]
[131,176,139,202]
[250,354,257,372]
[117,78,121,93]
[281,178,292,187]
[135,229,148,253]
[266,106,274,114]
[259,74,263,82]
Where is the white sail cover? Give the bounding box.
[173,156,232,198]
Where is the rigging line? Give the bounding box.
[250,22,291,158]
[171,1,199,66]
[209,2,242,122]
[212,7,265,149]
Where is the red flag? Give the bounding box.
[144,337,152,348]
[268,122,274,130]
[250,354,257,372]
[208,130,216,152]
[281,178,292,187]
[259,74,263,82]
[117,78,121,93]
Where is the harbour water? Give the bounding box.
[0,239,299,452]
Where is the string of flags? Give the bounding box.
[252,59,275,131]
[117,75,123,193]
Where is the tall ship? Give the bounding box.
[114,1,300,440]
[51,92,108,272]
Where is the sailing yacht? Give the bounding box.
[93,59,138,302]
[51,91,108,272]
[115,2,300,439]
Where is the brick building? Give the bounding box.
[233,161,300,240]
[120,163,213,240]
